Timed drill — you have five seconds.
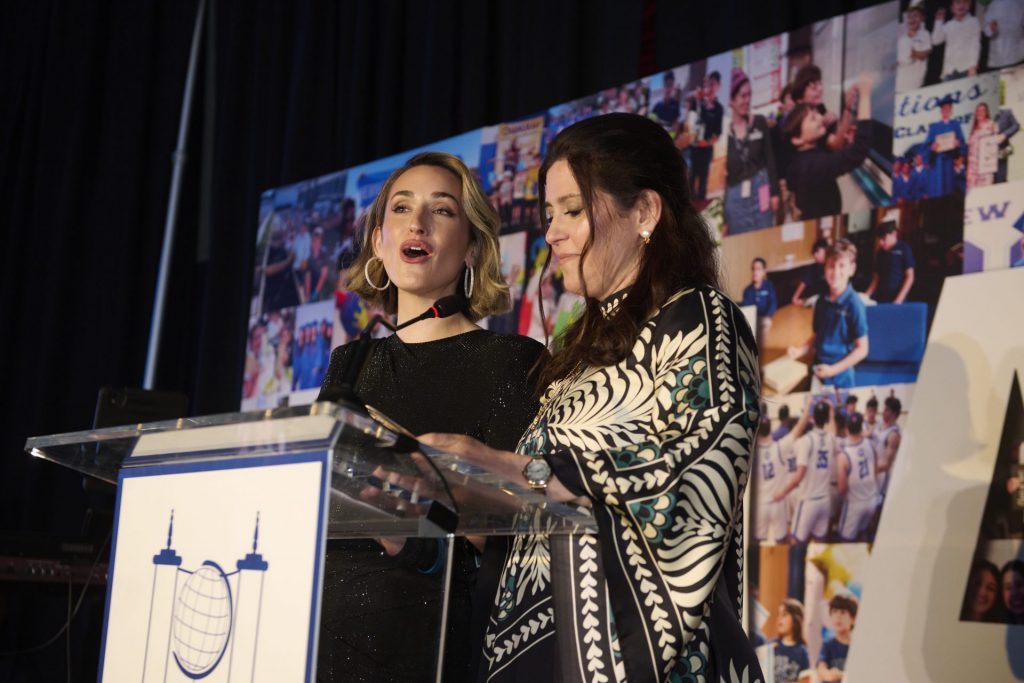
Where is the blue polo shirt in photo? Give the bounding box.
[813,283,868,387]
[773,640,810,683]
[874,239,915,303]
[818,637,849,674]
[742,280,778,318]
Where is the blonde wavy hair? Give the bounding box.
[346,151,510,321]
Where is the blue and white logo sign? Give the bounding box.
[98,452,329,682]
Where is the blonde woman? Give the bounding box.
[318,152,546,683]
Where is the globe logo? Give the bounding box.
[171,560,233,678]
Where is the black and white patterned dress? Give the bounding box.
[479,285,764,683]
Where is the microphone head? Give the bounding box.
[432,294,469,319]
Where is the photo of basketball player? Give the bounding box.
[873,396,903,501]
[756,386,909,552]
[756,404,812,543]
[780,400,838,544]
[837,412,886,541]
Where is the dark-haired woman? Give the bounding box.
[424,113,762,683]
[961,559,1002,622]
[316,152,545,682]
[724,68,778,234]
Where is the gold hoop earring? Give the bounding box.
[463,264,475,299]
[364,256,390,291]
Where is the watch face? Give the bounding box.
[524,458,551,484]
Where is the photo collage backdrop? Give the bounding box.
[246,1,1024,679]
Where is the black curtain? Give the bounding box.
[0,0,883,679]
[0,3,201,680]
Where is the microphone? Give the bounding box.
[395,294,468,330]
[319,294,469,406]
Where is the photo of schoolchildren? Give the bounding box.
[750,537,873,682]
[932,0,983,81]
[694,8,896,240]
[723,193,961,394]
[783,76,876,221]
[900,0,1024,86]
[600,78,649,116]
[721,218,843,394]
[546,93,602,145]
[743,257,779,331]
[480,116,544,233]
[864,220,916,304]
[651,68,687,133]
[291,300,334,393]
[893,72,1000,201]
[252,172,349,320]
[750,386,910,556]
[241,308,297,411]
[657,53,735,207]
[786,240,868,388]
[961,540,1024,625]
[690,69,725,201]
[853,197,964,319]
[897,2,933,93]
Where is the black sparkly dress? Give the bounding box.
[315,329,545,683]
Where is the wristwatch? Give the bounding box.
[522,455,552,491]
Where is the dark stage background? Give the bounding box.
[0,1,884,679]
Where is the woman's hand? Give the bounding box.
[420,433,583,504]
[418,432,495,467]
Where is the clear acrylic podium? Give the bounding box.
[25,402,596,683]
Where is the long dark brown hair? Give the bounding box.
[779,598,806,645]
[536,113,720,390]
